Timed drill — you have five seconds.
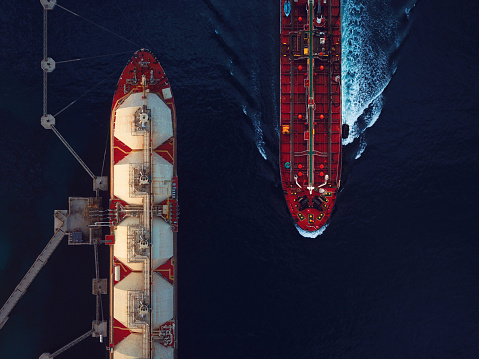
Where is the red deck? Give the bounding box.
[280,0,342,232]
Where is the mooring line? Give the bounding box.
[56,51,134,64]
[100,126,110,179]
[54,67,120,117]
[56,3,141,48]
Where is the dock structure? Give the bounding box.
[39,330,93,359]
[1,0,172,357]
[40,0,107,194]
[0,211,67,329]
[0,198,108,358]
[0,198,106,328]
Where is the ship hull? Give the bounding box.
[280,0,342,232]
[108,49,178,359]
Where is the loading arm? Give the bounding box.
[0,211,67,329]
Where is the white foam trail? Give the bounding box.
[250,69,267,160]
[354,93,383,159]
[255,121,267,160]
[242,104,267,159]
[342,0,416,153]
[355,136,367,160]
[226,59,234,77]
[364,91,384,131]
[342,1,394,145]
[295,223,329,238]
[405,3,416,19]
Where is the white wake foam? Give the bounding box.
[242,103,267,160]
[250,68,267,160]
[296,223,329,238]
[405,3,416,19]
[342,0,416,158]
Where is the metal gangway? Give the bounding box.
[0,212,67,329]
[39,330,93,359]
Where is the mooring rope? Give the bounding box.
[53,67,120,117]
[56,3,141,48]
[56,51,134,64]
[100,125,110,179]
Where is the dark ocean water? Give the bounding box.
[1,0,479,358]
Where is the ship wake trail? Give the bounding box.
[236,30,268,161]
[242,104,267,160]
[342,0,418,158]
[222,48,267,161]
[208,1,276,161]
[249,68,267,160]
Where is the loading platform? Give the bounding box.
[0,198,107,328]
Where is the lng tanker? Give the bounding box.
[280,0,344,232]
[108,49,178,359]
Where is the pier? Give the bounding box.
[0,198,109,356]
[0,212,67,329]
[39,330,93,359]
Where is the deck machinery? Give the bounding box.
[280,0,343,232]
[108,49,178,359]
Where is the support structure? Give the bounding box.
[39,329,93,359]
[40,0,107,194]
[0,198,108,359]
[0,212,67,329]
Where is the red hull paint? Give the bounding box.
[108,49,178,356]
[280,0,342,232]
[110,49,177,166]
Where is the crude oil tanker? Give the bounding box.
[108,49,178,358]
[280,0,345,232]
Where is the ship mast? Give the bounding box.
[307,0,315,194]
